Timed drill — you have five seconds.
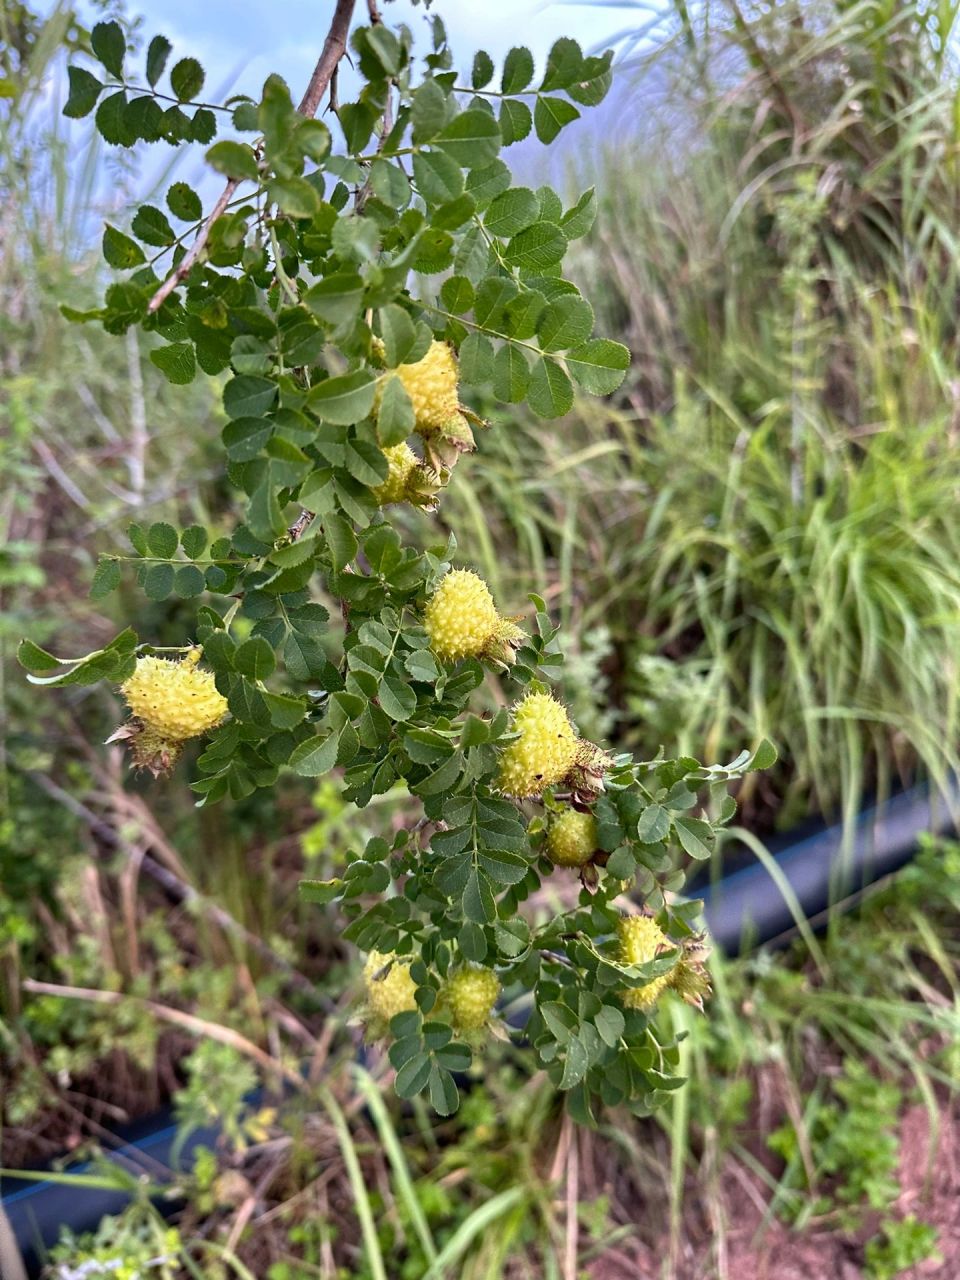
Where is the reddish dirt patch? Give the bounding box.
[585,1098,960,1279]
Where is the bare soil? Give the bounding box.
[585,1100,960,1280]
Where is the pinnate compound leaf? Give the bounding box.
[289,732,340,777]
[527,357,573,419]
[166,181,202,221]
[89,559,121,599]
[502,46,534,94]
[206,140,259,181]
[534,96,580,144]
[499,98,532,146]
[484,187,538,239]
[147,522,178,558]
[170,57,204,101]
[150,342,196,385]
[308,371,376,425]
[102,225,145,269]
[132,204,175,246]
[502,222,566,271]
[540,37,583,92]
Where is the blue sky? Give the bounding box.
[58,1,660,214]
[75,0,646,107]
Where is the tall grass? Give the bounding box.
[447,0,960,827]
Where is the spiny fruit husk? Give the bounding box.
[441,965,500,1033]
[373,442,418,505]
[111,649,227,775]
[363,950,418,1026]
[372,442,441,510]
[394,340,464,435]
[617,915,674,1013]
[497,692,581,798]
[546,808,597,868]
[389,341,480,473]
[668,935,712,1011]
[486,616,527,670]
[424,569,525,665]
[121,650,228,741]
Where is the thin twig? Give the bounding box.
[147,0,358,314]
[30,435,91,509]
[564,1118,580,1280]
[146,179,239,314]
[125,327,148,499]
[22,979,306,1091]
[27,771,328,1006]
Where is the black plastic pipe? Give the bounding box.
[1,1112,220,1278]
[4,781,956,1275]
[699,781,957,953]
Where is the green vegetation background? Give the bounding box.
[4,2,960,1277]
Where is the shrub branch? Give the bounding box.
[147,0,358,314]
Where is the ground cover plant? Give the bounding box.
[9,837,960,1278]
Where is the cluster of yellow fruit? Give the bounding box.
[363,918,710,1040]
[421,567,611,796]
[373,340,478,508]
[108,649,228,775]
[363,951,501,1035]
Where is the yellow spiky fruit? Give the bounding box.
[373,442,419,505]
[546,809,597,868]
[394,341,462,434]
[442,966,500,1032]
[120,650,227,741]
[363,950,418,1024]
[497,692,580,797]
[617,916,673,1013]
[424,569,499,661]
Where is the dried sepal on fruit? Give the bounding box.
[567,741,616,803]
[394,340,465,436]
[373,442,442,510]
[105,722,184,778]
[668,935,712,1011]
[424,568,525,666]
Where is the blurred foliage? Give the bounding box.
[444,0,960,829]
